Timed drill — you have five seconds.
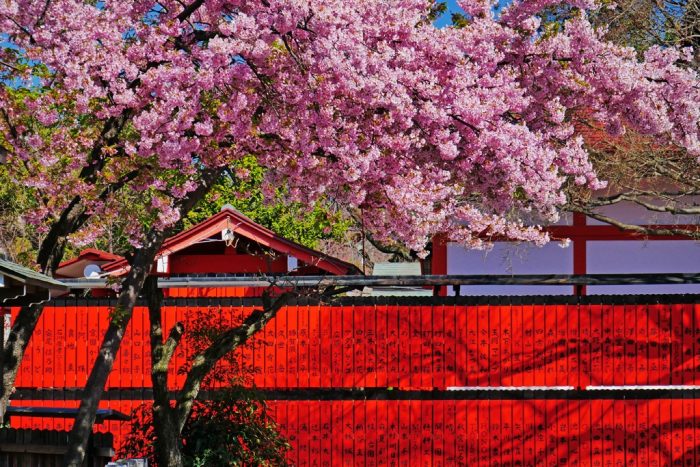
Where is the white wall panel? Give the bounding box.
[587,240,700,294]
[446,242,573,295]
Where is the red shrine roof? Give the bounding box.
[55,248,125,278]
[59,207,361,277]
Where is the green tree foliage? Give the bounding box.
[184,156,349,249]
[1,79,347,265]
[118,388,290,467]
[0,85,141,263]
[0,153,349,266]
[0,164,39,265]
[0,87,44,265]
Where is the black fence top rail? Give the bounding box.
[35,293,700,308]
[5,406,130,422]
[13,387,700,402]
[59,273,700,289]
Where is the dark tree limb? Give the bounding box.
[63,229,166,467]
[577,191,700,215]
[146,276,185,467]
[346,209,416,262]
[0,304,41,424]
[63,167,223,467]
[177,0,205,22]
[1,136,139,425]
[173,290,295,432]
[568,205,700,239]
[1,165,138,424]
[170,282,355,434]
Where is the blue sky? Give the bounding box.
[433,0,467,28]
[433,0,514,27]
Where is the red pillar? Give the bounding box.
[573,212,587,296]
[432,234,448,296]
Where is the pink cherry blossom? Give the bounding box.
[0,0,697,254]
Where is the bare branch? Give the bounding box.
[569,205,700,238]
[35,0,52,28]
[174,290,295,431]
[581,191,700,215]
[346,208,415,261]
[160,323,185,368]
[0,61,22,73]
[449,113,481,136]
[0,108,19,140]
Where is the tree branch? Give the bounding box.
[347,209,415,261]
[0,107,19,140]
[35,0,53,28]
[581,191,700,214]
[177,0,205,22]
[146,275,183,389]
[450,113,481,135]
[174,290,295,431]
[569,205,700,238]
[162,323,185,365]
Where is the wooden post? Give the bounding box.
[431,234,448,296]
[573,213,587,296]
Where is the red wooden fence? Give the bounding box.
[9,295,700,464]
[10,398,700,465]
[13,297,700,390]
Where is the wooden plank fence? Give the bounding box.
[12,296,700,390]
[7,295,700,465]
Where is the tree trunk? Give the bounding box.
[0,307,4,424]
[0,109,137,426]
[0,202,84,423]
[62,235,163,467]
[146,276,184,467]
[151,405,184,467]
[63,168,222,467]
[0,304,43,425]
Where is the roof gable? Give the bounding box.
[57,248,124,269]
[56,248,125,278]
[104,208,361,276]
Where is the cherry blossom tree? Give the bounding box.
[556,0,700,234]
[1,0,699,465]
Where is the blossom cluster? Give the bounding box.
[0,0,697,252]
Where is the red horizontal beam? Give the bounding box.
[545,224,699,241]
